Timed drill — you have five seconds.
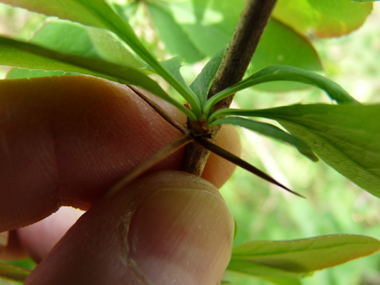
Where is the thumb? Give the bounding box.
[25,171,234,285]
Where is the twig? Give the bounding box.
[180,0,278,176]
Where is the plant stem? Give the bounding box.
[179,0,278,176]
[208,0,278,101]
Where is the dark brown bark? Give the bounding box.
[179,0,278,176]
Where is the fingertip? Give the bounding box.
[128,187,234,284]
[25,171,234,285]
[17,207,84,263]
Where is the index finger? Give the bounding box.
[0,75,185,232]
[0,75,240,233]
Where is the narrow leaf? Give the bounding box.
[7,19,145,79]
[1,0,143,57]
[220,104,380,198]
[160,57,197,100]
[194,137,304,198]
[7,69,76,79]
[227,259,303,284]
[204,65,359,117]
[190,46,226,106]
[0,262,30,282]
[231,234,380,273]
[0,36,196,120]
[210,117,318,162]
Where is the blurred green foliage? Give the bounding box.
[221,4,380,284]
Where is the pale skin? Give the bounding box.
[0,75,241,284]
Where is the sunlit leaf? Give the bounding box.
[190,46,225,106]
[0,262,30,282]
[145,0,322,92]
[160,57,197,102]
[0,0,151,76]
[0,36,196,120]
[0,0,114,30]
[222,103,380,198]
[231,234,380,273]
[0,36,155,94]
[273,0,373,38]
[7,19,145,80]
[166,0,239,57]
[147,2,204,63]
[250,18,322,91]
[1,0,145,62]
[204,65,359,117]
[209,117,318,162]
[31,20,144,69]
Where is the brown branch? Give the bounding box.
[208,0,278,101]
[179,0,278,176]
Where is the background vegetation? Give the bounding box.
[222,3,380,284]
[0,1,379,284]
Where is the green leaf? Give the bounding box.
[0,36,196,120]
[227,259,303,283]
[160,57,196,99]
[146,2,204,63]
[190,46,225,106]
[250,18,322,92]
[273,0,373,38]
[1,0,202,117]
[166,0,239,57]
[204,65,359,117]
[0,0,119,30]
[231,234,380,273]
[7,19,145,79]
[31,20,145,69]
[221,104,380,198]
[0,262,30,282]
[209,117,318,162]
[6,69,73,79]
[149,0,321,91]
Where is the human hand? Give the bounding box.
[0,75,241,284]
